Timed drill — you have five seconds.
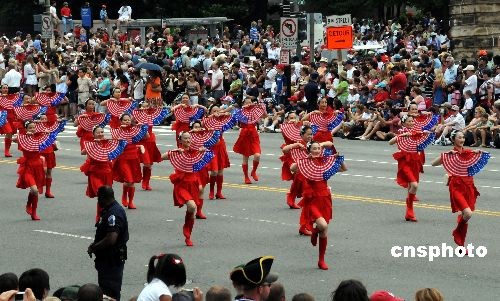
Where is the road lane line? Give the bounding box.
[33,229,93,240]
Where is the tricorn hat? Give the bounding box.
[230,256,274,288]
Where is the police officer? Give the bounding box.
[87,186,129,301]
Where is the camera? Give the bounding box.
[15,292,25,301]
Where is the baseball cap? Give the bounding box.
[276,64,285,71]
[451,105,460,111]
[370,290,404,301]
[463,65,475,71]
[375,82,387,88]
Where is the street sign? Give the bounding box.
[280,17,298,50]
[280,49,290,64]
[41,14,53,39]
[326,14,352,27]
[325,26,353,49]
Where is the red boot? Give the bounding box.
[215,174,226,199]
[183,212,194,246]
[299,224,312,236]
[318,237,329,270]
[286,193,300,209]
[121,185,129,207]
[45,178,54,198]
[127,186,137,209]
[311,228,319,246]
[209,175,216,199]
[4,137,12,157]
[251,160,259,181]
[196,200,207,219]
[242,164,252,184]
[142,166,152,190]
[25,193,33,215]
[31,193,40,221]
[405,193,417,222]
[453,215,468,246]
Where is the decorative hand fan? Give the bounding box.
[189,130,221,149]
[84,139,128,161]
[442,150,490,176]
[296,155,345,181]
[17,132,58,152]
[168,150,214,172]
[13,105,48,121]
[110,124,148,143]
[77,113,111,131]
[34,92,65,106]
[396,131,435,152]
[132,107,170,126]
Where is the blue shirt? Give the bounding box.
[249,27,259,42]
[98,78,111,96]
[100,9,107,20]
[444,64,458,85]
[275,74,286,95]
[33,39,42,52]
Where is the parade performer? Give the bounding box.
[13,94,47,133]
[82,126,127,222]
[161,131,214,246]
[100,87,136,128]
[290,141,346,270]
[280,111,306,209]
[389,115,435,222]
[14,120,58,220]
[189,120,221,219]
[171,93,205,146]
[202,104,236,199]
[0,85,22,157]
[34,114,66,198]
[132,100,170,190]
[233,96,267,184]
[431,130,490,247]
[110,113,148,209]
[406,102,440,132]
[301,98,344,144]
[74,99,110,151]
[34,89,66,123]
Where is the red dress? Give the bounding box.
[441,148,490,212]
[34,92,65,123]
[189,129,221,186]
[76,112,110,151]
[132,108,170,164]
[167,149,214,207]
[280,121,303,181]
[393,130,434,188]
[110,125,148,183]
[172,105,205,138]
[202,115,235,172]
[309,109,343,143]
[35,120,65,169]
[233,104,265,157]
[82,139,126,198]
[0,93,21,135]
[106,98,136,128]
[296,155,344,224]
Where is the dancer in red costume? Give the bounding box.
[280,112,307,209]
[161,131,214,246]
[34,114,66,198]
[13,94,47,133]
[100,87,136,128]
[301,98,344,144]
[14,120,58,220]
[171,93,205,146]
[74,99,110,151]
[110,113,148,209]
[233,96,267,184]
[33,87,66,123]
[132,100,169,190]
[189,120,221,219]
[389,115,435,222]
[431,130,490,248]
[290,141,346,270]
[0,84,21,157]
[202,104,236,200]
[82,126,127,222]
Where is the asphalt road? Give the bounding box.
[1,126,499,300]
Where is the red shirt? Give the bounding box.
[374,90,390,103]
[389,72,407,100]
[60,7,72,17]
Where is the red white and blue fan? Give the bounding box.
[280,122,303,143]
[309,111,344,132]
[17,132,58,152]
[0,93,22,109]
[132,107,170,126]
[13,105,48,121]
[84,139,128,161]
[173,106,205,123]
[35,120,66,134]
[110,124,148,143]
[34,92,65,106]
[106,99,137,117]
[202,115,237,132]
[290,147,334,162]
[168,149,214,172]
[396,131,435,152]
[233,104,266,124]
[77,113,111,131]
[441,150,490,177]
[296,155,345,181]
[0,110,6,127]
[414,114,439,131]
[189,129,221,150]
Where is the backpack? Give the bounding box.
[173,57,183,71]
[194,58,205,72]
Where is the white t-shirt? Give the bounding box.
[137,278,172,301]
[445,113,465,130]
[462,97,473,113]
[347,93,360,105]
[463,74,477,95]
[118,6,132,20]
[211,69,223,91]
[50,5,57,18]
[264,68,277,89]
[1,69,22,88]
[24,64,37,85]
[346,67,356,80]
[494,73,500,95]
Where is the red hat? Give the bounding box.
[370,290,404,301]
[276,64,285,71]
[478,49,487,56]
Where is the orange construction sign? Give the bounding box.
[326,26,353,50]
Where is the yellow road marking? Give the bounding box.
[2,160,499,217]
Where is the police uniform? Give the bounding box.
[93,200,129,301]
